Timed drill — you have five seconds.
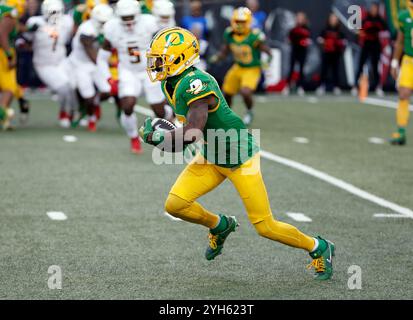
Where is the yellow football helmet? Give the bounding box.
[231,7,252,35]
[5,0,25,17]
[86,0,108,9]
[146,27,200,82]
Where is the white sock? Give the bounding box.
[311,237,319,252]
[120,112,138,138]
[88,115,97,122]
[164,104,173,120]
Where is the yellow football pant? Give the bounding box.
[222,64,261,96]
[0,49,18,94]
[165,153,315,252]
[397,99,410,127]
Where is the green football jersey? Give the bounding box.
[0,4,18,47]
[223,27,265,68]
[161,67,259,168]
[398,9,413,57]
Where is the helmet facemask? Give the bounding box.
[46,9,63,25]
[120,14,137,32]
[147,54,170,82]
[232,19,249,34]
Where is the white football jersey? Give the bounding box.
[69,19,100,66]
[104,14,159,72]
[26,15,73,66]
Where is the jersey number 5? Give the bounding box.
[128,46,141,64]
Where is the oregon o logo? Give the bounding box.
[165,32,185,46]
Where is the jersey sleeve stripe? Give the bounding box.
[186,90,218,106]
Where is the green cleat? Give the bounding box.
[390,129,406,146]
[205,215,239,261]
[307,236,335,280]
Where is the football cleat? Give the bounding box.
[131,137,143,154]
[390,131,406,146]
[243,110,254,126]
[205,215,239,261]
[18,98,30,125]
[307,236,335,280]
[0,107,15,131]
[88,120,97,132]
[59,111,71,128]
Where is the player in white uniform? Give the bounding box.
[97,0,169,154]
[152,0,176,29]
[68,3,113,132]
[26,0,76,128]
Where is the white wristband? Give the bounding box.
[391,59,399,69]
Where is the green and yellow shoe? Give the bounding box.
[205,215,239,261]
[0,107,15,131]
[307,236,335,280]
[390,128,406,145]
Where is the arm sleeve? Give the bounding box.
[97,48,112,80]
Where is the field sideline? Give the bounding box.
[0,93,412,299]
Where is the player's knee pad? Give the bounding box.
[253,216,281,240]
[164,193,192,217]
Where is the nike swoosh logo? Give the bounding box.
[326,247,332,263]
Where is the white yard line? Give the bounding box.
[293,137,309,144]
[368,137,385,144]
[286,212,312,222]
[164,211,182,221]
[373,213,407,218]
[63,135,78,143]
[134,106,413,219]
[362,97,413,111]
[260,150,413,219]
[47,211,67,221]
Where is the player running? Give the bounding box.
[140,27,335,280]
[210,7,272,126]
[390,0,413,145]
[0,2,18,130]
[68,3,113,132]
[98,0,172,154]
[26,0,77,128]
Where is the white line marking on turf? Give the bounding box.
[133,105,413,219]
[63,135,78,143]
[286,212,312,222]
[373,213,408,218]
[164,211,182,221]
[47,211,67,221]
[362,97,413,111]
[134,105,155,117]
[259,150,413,219]
[307,97,318,104]
[293,137,309,144]
[368,137,385,144]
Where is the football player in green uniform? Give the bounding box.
[140,27,335,280]
[210,7,272,126]
[0,2,18,130]
[390,1,413,145]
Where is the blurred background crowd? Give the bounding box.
[4,0,399,96]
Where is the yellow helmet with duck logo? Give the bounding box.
[146,27,200,82]
[231,7,252,35]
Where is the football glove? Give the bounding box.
[139,117,165,146]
